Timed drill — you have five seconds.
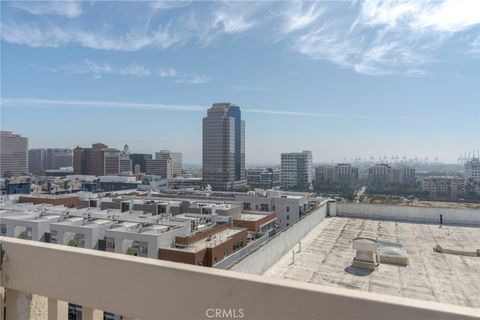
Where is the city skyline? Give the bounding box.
[1,1,479,164]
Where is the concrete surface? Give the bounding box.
[264,217,480,309]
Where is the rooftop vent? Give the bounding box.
[352,237,379,270]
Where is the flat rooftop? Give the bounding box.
[174,228,244,252]
[237,213,271,221]
[264,217,480,309]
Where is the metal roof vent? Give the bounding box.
[352,237,379,270]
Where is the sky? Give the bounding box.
[1,0,479,165]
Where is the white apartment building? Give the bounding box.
[281,151,313,191]
[465,158,480,183]
[422,176,465,198]
[235,191,313,230]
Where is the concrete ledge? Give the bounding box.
[0,237,478,320]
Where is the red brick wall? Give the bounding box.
[19,196,79,208]
[233,212,276,232]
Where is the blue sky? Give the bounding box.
[1,1,479,165]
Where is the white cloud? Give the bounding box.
[281,0,480,76]
[47,60,208,83]
[0,20,183,51]
[150,1,191,11]
[0,98,206,112]
[175,75,209,84]
[52,60,151,78]
[159,68,178,78]
[281,2,324,33]
[9,0,83,18]
[359,0,480,32]
[1,97,409,119]
[2,1,478,76]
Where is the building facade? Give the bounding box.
[422,176,465,199]
[145,159,173,179]
[281,151,313,191]
[368,164,416,193]
[203,103,246,191]
[465,158,480,183]
[0,131,28,176]
[155,150,182,176]
[29,148,73,174]
[73,143,120,176]
[315,164,359,192]
[129,153,152,173]
[246,168,281,189]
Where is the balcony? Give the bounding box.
[0,236,477,320]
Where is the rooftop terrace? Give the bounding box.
[264,217,480,308]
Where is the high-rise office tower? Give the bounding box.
[155,150,182,176]
[73,143,120,176]
[28,148,46,174]
[0,131,28,176]
[129,153,152,173]
[203,102,246,191]
[281,151,313,191]
[45,148,73,169]
[29,148,73,174]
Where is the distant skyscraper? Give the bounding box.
[73,143,120,176]
[45,148,73,169]
[1,131,28,176]
[203,102,246,190]
[129,153,152,173]
[281,151,313,191]
[29,148,73,174]
[155,150,182,176]
[28,148,46,174]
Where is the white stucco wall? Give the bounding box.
[336,203,480,226]
[229,201,328,275]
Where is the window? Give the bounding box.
[233,240,243,251]
[243,203,251,210]
[286,215,290,220]
[286,206,290,212]
[0,224,6,235]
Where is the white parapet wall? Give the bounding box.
[0,236,477,320]
[337,203,480,226]
[229,201,328,275]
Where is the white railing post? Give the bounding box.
[47,298,68,320]
[81,306,103,320]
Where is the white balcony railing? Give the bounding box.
[0,236,477,320]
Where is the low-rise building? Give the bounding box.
[158,223,248,267]
[247,168,281,189]
[18,194,79,208]
[235,190,314,229]
[233,211,276,234]
[49,217,114,249]
[105,221,189,259]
